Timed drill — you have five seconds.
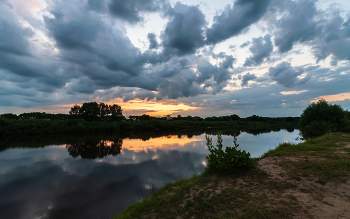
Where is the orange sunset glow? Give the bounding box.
[59,135,203,152]
[106,98,198,117]
[311,92,350,103]
[62,98,198,117]
[121,135,202,152]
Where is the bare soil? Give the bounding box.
[257,156,350,219]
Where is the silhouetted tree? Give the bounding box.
[69,104,81,119]
[109,104,123,121]
[0,113,18,120]
[99,103,110,121]
[69,102,124,122]
[79,102,100,122]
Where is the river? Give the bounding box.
[0,129,299,219]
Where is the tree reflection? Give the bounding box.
[286,127,295,132]
[66,139,123,159]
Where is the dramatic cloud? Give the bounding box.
[244,34,273,66]
[270,0,350,64]
[240,41,250,48]
[311,12,350,62]
[108,0,162,24]
[268,62,310,88]
[43,0,146,91]
[0,4,33,56]
[161,2,206,56]
[197,59,232,85]
[219,53,236,69]
[87,0,106,13]
[273,0,319,53]
[241,72,257,86]
[147,33,159,49]
[206,0,271,44]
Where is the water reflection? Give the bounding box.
[66,139,123,159]
[122,135,202,152]
[0,129,299,219]
[0,147,205,219]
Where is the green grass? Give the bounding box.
[114,168,301,219]
[261,134,350,182]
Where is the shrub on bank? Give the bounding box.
[205,132,253,171]
[299,99,349,139]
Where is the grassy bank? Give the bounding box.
[114,134,350,219]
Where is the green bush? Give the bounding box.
[300,120,329,139]
[299,99,348,139]
[205,132,253,171]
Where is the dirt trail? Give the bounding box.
[258,156,350,219]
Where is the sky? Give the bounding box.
[1,0,350,118]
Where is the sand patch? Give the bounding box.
[258,156,350,219]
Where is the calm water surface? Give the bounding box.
[0,129,299,219]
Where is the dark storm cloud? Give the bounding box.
[273,0,319,53]
[108,0,162,24]
[0,80,36,97]
[44,1,142,78]
[3,0,350,114]
[147,33,159,49]
[122,90,162,102]
[158,76,206,99]
[0,54,41,78]
[0,3,34,57]
[181,62,350,117]
[87,0,106,13]
[221,55,236,69]
[206,0,271,44]
[311,11,350,62]
[268,62,311,88]
[0,2,72,93]
[141,58,205,99]
[44,17,99,50]
[241,72,257,86]
[212,52,236,69]
[197,60,232,85]
[0,0,255,106]
[268,0,350,64]
[244,34,273,66]
[161,2,206,56]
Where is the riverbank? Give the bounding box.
[114,134,350,219]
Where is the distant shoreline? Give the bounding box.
[0,116,299,136]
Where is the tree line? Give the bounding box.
[0,101,300,123]
[0,102,124,122]
[0,101,305,136]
